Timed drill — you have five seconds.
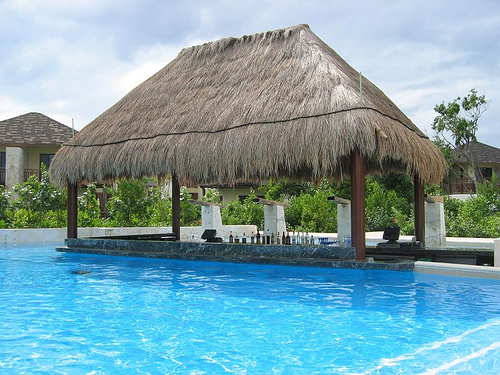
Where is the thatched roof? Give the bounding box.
[50,24,446,187]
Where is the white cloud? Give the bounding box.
[0,95,30,120]
[1,0,499,146]
[113,44,182,94]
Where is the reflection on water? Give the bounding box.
[0,244,499,374]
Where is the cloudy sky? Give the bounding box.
[1,0,499,146]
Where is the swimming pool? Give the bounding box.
[1,244,499,374]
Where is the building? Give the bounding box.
[0,112,75,190]
[446,141,500,194]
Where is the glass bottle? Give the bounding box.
[291,231,296,245]
[271,232,275,245]
[235,234,240,243]
[276,232,281,245]
[229,231,234,243]
[250,232,255,244]
[242,233,247,244]
[256,230,261,244]
[286,231,290,245]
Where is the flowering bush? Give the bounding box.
[78,184,105,227]
[0,186,9,228]
[11,167,65,227]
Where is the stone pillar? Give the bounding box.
[425,200,446,249]
[5,147,24,190]
[494,239,500,268]
[201,205,223,231]
[337,202,351,246]
[264,204,286,236]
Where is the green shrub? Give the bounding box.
[0,185,9,223]
[365,178,410,231]
[201,188,221,203]
[78,184,105,227]
[13,168,65,213]
[222,193,264,229]
[286,190,336,233]
[148,196,172,226]
[446,195,500,238]
[9,167,65,228]
[106,179,158,226]
[180,187,200,226]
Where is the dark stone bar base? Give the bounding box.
[57,238,414,272]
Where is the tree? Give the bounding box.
[432,89,487,185]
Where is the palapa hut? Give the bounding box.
[50,24,446,260]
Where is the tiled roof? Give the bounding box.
[0,112,75,146]
[455,141,500,164]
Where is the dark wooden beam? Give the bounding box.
[414,175,425,245]
[351,150,366,261]
[171,173,181,241]
[67,182,78,239]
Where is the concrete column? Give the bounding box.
[5,147,24,190]
[425,201,447,249]
[337,202,351,246]
[201,205,223,231]
[494,239,500,268]
[264,204,286,236]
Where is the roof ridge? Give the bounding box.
[179,24,310,58]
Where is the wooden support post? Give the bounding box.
[414,175,425,245]
[351,150,366,260]
[67,182,78,239]
[171,173,181,241]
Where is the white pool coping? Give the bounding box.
[415,261,500,279]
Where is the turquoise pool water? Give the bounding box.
[0,244,499,374]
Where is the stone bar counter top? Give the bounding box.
[57,237,414,271]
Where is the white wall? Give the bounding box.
[0,225,257,246]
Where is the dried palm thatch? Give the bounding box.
[50,24,447,187]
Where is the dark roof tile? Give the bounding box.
[455,141,500,164]
[0,112,75,146]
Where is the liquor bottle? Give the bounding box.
[310,234,315,245]
[250,232,255,244]
[256,230,261,244]
[266,232,271,245]
[305,232,309,245]
[242,233,247,244]
[271,232,275,245]
[291,231,296,245]
[229,231,234,243]
[276,232,281,245]
[282,232,286,245]
[286,231,290,245]
[235,234,240,243]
